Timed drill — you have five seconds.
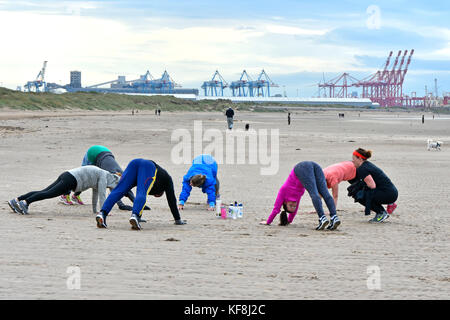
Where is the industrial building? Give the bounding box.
[70,71,82,88]
[36,66,198,95]
[20,57,448,108]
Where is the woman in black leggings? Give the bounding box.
[8,166,120,215]
[351,148,398,223]
[11,172,77,214]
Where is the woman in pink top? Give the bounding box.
[260,161,340,230]
[323,161,356,208]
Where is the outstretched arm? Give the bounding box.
[331,183,339,207]
[263,188,285,225]
[204,183,217,208]
[178,178,192,206]
[165,178,182,221]
[95,174,108,214]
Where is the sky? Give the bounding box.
[0,0,449,97]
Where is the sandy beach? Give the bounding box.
[0,108,449,299]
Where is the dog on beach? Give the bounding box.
[427,139,442,151]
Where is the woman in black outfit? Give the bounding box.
[351,148,398,223]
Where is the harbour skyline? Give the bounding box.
[0,0,449,97]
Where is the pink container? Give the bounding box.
[220,206,227,219]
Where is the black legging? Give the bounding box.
[18,172,77,205]
[357,186,398,214]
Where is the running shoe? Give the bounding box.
[96,212,107,228]
[18,200,29,215]
[315,215,329,230]
[387,203,397,214]
[327,215,341,230]
[7,199,21,214]
[59,195,74,205]
[71,194,84,205]
[129,214,142,230]
[369,211,389,223]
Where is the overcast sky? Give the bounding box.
[0,0,449,97]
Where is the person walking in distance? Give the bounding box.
[225,107,235,130]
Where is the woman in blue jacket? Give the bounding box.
[178,154,220,211]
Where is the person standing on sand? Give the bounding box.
[60,145,149,212]
[96,158,186,230]
[288,112,291,125]
[178,154,220,212]
[260,161,340,230]
[225,107,235,130]
[350,148,398,222]
[8,166,120,215]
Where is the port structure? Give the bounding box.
[85,70,180,93]
[230,70,254,97]
[318,49,415,107]
[24,61,47,92]
[201,70,228,96]
[355,49,414,107]
[318,72,360,98]
[248,69,279,97]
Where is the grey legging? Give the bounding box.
[293,161,337,218]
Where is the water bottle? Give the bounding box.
[237,203,243,218]
[221,205,227,219]
[228,203,234,218]
[215,199,222,218]
[232,201,238,219]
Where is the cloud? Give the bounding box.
[266,24,329,36]
[1,2,448,96]
[0,9,345,88]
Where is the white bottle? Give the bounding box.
[237,203,243,218]
[228,203,234,218]
[232,207,237,219]
[232,201,238,219]
[215,199,222,218]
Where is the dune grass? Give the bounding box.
[2,87,445,113]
